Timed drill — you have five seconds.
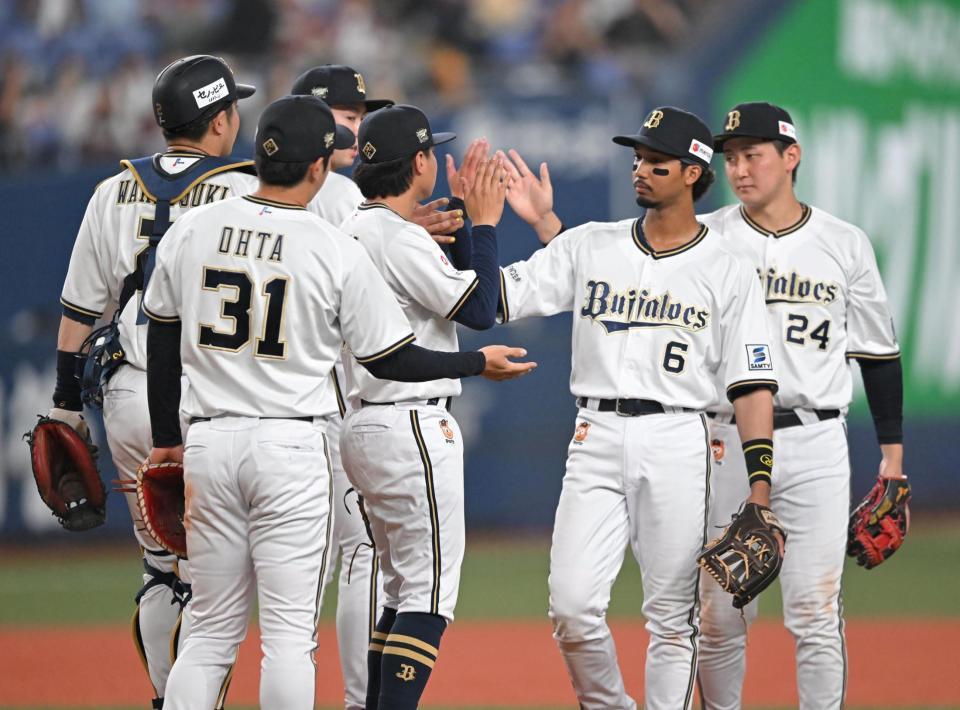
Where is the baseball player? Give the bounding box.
[696,102,904,710]
[143,95,535,710]
[338,104,517,710]
[290,64,479,710]
[52,54,258,708]
[497,107,780,710]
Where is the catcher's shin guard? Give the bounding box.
[133,554,192,701]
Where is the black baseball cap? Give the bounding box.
[613,106,714,168]
[291,65,393,111]
[152,55,255,131]
[713,102,798,151]
[255,95,355,163]
[357,104,455,164]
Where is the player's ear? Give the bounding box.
[683,163,703,187]
[413,150,429,176]
[783,143,801,172]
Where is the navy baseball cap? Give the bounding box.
[357,104,455,164]
[255,96,355,163]
[152,55,255,130]
[713,102,798,151]
[613,106,714,168]
[291,65,393,111]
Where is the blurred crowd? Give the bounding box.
[0,0,718,172]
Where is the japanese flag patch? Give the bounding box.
[746,344,772,370]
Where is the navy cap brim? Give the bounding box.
[333,124,355,149]
[713,131,794,151]
[432,131,456,147]
[612,133,684,160]
[236,84,256,99]
[363,99,394,111]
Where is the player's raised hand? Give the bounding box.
[465,157,507,227]
[500,148,563,244]
[446,138,489,200]
[478,345,537,381]
[411,197,464,245]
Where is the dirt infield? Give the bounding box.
[2,618,956,706]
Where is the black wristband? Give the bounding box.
[742,438,773,487]
[52,349,83,411]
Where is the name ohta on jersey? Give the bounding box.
[115,180,231,208]
[580,280,709,334]
[760,267,838,305]
[217,226,284,262]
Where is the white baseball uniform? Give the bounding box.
[696,204,899,710]
[306,172,383,710]
[142,193,416,710]
[339,203,481,622]
[499,219,776,710]
[59,152,257,699]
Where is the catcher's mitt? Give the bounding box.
[847,475,910,569]
[133,460,187,559]
[23,415,106,531]
[698,502,786,609]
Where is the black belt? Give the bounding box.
[189,416,314,425]
[576,397,670,416]
[360,397,451,410]
[708,408,840,430]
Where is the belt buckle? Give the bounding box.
[615,398,633,417]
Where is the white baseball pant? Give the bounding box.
[322,412,383,709]
[697,416,849,710]
[548,408,710,710]
[102,364,191,700]
[340,402,465,622]
[163,416,333,710]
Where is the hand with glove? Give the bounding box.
[134,446,187,558]
[23,410,105,531]
[847,474,910,569]
[698,502,787,609]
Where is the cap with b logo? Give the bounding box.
[713,102,798,150]
[255,95,355,163]
[291,65,393,111]
[356,104,456,164]
[612,106,714,168]
[152,55,256,130]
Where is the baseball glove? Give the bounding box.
[23,415,106,531]
[698,502,786,609]
[135,461,187,559]
[847,475,910,569]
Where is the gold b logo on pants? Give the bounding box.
[643,110,664,129]
[725,110,741,131]
[396,664,417,681]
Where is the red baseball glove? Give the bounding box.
[847,475,910,569]
[24,415,106,531]
[135,460,187,558]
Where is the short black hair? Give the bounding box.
[256,156,320,187]
[353,152,420,199]
[772,139,799,185]
[161,102,235,143]
[689,165,716,202]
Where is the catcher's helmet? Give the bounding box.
[152,55,255,131]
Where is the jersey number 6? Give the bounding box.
[198,268,289,359]
[663,341,688,374]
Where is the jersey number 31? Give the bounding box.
[198,268,288,359]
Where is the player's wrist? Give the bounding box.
[742,438,773,488]
[532,211,562,243]
[53,349,83,411]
